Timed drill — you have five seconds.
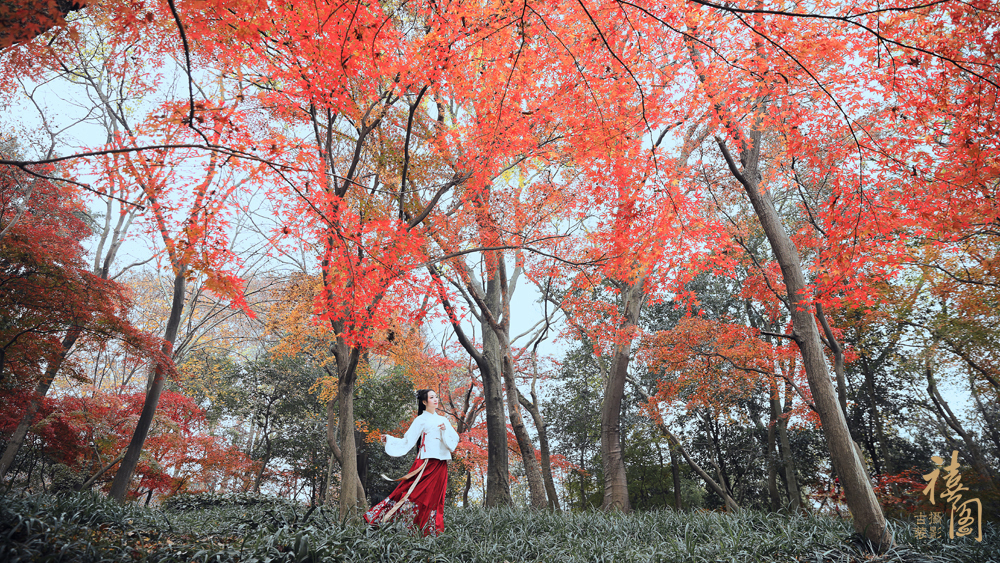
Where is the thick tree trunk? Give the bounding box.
[480,266,513,507]
[337,373,359,518]
[716,135,890,549]
[109,269,186,502]
[327,348,368,519]
[600,276,645,512]
[0,326,83,480]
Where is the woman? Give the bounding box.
[363,389,460,535]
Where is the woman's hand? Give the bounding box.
[438,423,446,432]
[380,434,388,444]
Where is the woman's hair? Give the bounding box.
[416,389,431,416]
[415,389,432,451]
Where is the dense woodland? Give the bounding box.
[1,0,999,554]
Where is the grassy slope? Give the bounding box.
[1,493,996,562]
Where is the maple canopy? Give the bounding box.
[1,0,998,549]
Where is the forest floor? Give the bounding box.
[0,492,996,562]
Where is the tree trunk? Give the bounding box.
[600,276,645,512]
[337,378,360,518]
[520,391,561,510]
[77,451,126,491]
[0,325,83,480]
[655,419,739,511]
[861,363,890,475]
[462,469,472,508]
[766,378,782,511]
[109,269,186,502]
[716,135,890,549]
[479,264,513,506]
[775,385,802,511]
[499,346,547,508]
[926,365,996,486]
[670,445,682,510]
[332,346,368,519]
[253,442,271,494]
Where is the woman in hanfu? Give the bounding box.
[364,389,460,535]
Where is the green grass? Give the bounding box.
[1,492,996,562]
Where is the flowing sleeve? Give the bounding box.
[442,418,460,452]
[385,416,423,457]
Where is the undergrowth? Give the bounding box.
[0,492,996,562]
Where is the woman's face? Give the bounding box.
[424,391,439,410]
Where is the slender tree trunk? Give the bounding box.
[499,351,547,508]
[972,387,1000,456]
[520,391,560,510]
[462,470,472,508]
[656,420,739,511]
[0,326,83,480]
[77,451,126,491]
[670,445,682,510]
[775,389,801,511]
[766,378,781,511]
[716,134,890,549]
[926,365,996,486]
[861,363,890,475]
[325,406,339,505]
[109,269,186,502]
[253,442,271,494]
[601,276,645,512]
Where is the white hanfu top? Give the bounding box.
[385,411,460,460]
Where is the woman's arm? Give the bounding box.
[441,418,460,452]
[385,416,423,457]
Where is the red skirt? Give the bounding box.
[363,457,448,535]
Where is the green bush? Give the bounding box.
[160,491,300,512]
[1,492,997,562]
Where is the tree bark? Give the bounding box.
[323,355,368,519]
[926,365,996,486]
[0,325,83,480]
[766,409,781,511]
[670,445,683,510]
[483,258,547,509]
[479,265,514,506]
[78,451,126,491]
[601,275,645,512]
[715,134,890,549]
[336,374,358,518]
[519,387,561,510]
[774,381,801,511]
[655,419,739,511]
[428,260,512,506]
[499,350,547,508]
[109,268,186,502]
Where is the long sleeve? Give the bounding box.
[442,419,459,452]
[385,416,423,457]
